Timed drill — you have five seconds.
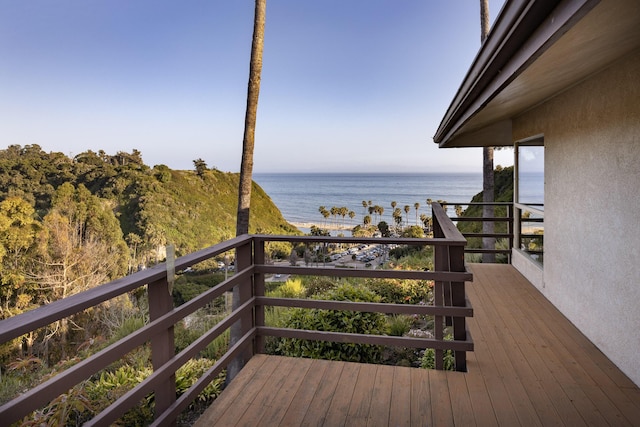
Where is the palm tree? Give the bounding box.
[322,208,330,225]
[392,208,403,231]
[414,202,420,225]
[339,206,348,229]
[481,0,496,262]
[231,0,266,382]
[331,206,338,229]
[348,210,355,225]
[420,213,431,232]
[437,200,448,214]
[236,0,266,236]
[403,205,411,229]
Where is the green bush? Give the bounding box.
[268,278,306,299]
[273,283,389,363]
[303,276,337,297]
[175,358,225,406]
[364,278,433,305]
[86,365,154,426]
[420,334,456,371]
[387,315,414,337]
[174,316,230,360]
[110,315,146,343]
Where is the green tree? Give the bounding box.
[402,225,425,238]
[0,197,39,314]
[193,158,208,178]
[34,183,129,359]
[377,221,390,237]
[392,208,403,230]
[330,206,339,229]
[414,202,420,225]
[403,205,411,229]
[480,0,496,262]
[232,0,267,381]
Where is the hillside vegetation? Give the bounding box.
[0,144,297,350]
[456,165,514,253]
[0,144,298,259]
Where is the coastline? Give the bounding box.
[290,222,354,231]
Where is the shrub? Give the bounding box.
[303,276,337,297]
[110,315,146,344]
[175,358,225,405]
[174,315,230,360]
[364,278,433,305]
[387,315,413,337]
[85,365,154,426]
[273,283,389,363]
[268,278,306,299]
[420,334,455,371]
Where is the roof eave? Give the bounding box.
[433,0,599,148]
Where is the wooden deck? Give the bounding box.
[195,264,640,426]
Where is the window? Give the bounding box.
[515,138,544,265]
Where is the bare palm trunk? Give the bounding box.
[228,0,266,383]
[480,0,496,263]
[236,0,266,237]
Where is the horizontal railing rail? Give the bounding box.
[0,203,472,426]
[447,202,514,260]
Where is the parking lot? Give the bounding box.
[267,244,392,281]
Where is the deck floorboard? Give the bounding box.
[194,264,640,426]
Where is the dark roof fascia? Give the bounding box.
[433,0,599,148]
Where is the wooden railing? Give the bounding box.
[0,203,472,426]
[448,202,514,261]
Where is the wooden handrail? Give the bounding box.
[0,206,472,425]
[446,201,516,260]
[255,296,474,317]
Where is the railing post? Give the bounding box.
[228,238,255,382]
[449,245,467,372]
[507,204,514,264]
[148,277,176,425]
[514,204,521,254]
[432,212,446,370]
[254,238,266,353]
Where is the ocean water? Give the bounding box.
[254,172,544,228]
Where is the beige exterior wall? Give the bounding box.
[512,50,640,386]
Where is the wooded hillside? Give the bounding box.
[456,165,514,255]
[0,144,297,323]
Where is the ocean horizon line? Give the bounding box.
[254,171,485,176]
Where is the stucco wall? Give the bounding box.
[512,50,640,386]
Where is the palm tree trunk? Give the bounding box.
[480,0,496,263]
[236,0,266,236]
[229,0,266,383]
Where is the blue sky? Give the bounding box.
[1,1,511,173]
